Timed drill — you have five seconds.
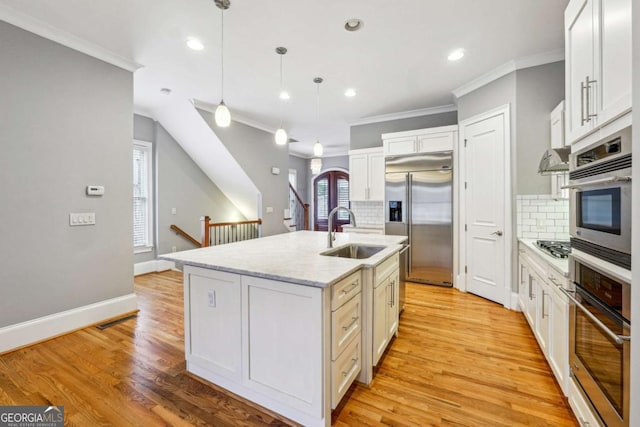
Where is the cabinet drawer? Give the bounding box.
[546,266,568,290]
[331,293,362,360]
[417,131,454,153]
[331,271,362,310]
[569,378,603,427]
[384,137,416,156]
[331,336,361,409]
[375,253,399,287]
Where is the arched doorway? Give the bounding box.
[314,170,350,231]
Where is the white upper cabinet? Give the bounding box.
[349,148,384,201]
[382,125,458,157]
[565,0,631,145]
[550,101,566,149]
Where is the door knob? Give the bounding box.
[491,230,503,236]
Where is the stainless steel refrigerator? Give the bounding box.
[385,152,453,287]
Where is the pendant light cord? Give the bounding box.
[279,54,283,127]
[316,81,320,141]
[220,6,224,100]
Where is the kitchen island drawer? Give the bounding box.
[331,292,362,360]
[375,253,399,287]
[331,336,361,409]
[331,271,361,310]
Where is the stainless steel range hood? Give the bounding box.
[538,147,569,174]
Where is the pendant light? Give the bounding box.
[274,47,288,145]
[310,158,322,175]
[214,0,231,127]
[313,77,324,156]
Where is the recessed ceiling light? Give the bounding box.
[160,88,172,95]
[345,88,356,97]
[279,91,290,100]
[447,49,465,61]
[186,38,204,51]
[344,18,363,32]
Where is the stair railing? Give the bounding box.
[200,216,263,247]
[289,183,310,231]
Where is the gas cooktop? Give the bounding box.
[535,240,571,259]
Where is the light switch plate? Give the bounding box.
[69,212,96,226]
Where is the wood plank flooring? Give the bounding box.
[0,271,578,426]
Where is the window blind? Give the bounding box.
[133,144,151,247]
[337,178,349,220]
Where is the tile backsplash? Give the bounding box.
[516,195,569,241]
[350,201,384,227]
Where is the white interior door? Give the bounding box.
[462,111,507,305]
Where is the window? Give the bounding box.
[133,140,153,252]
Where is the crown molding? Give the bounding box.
[349,104,457,127]
[452,48,565,99]
[0,4,142,72]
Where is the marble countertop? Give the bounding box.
[160,231,407,288]
[518,238,569,277]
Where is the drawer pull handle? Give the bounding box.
[341,282,359,295]
[342,316,359,331]
[342,358,359,376]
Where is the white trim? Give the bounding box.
[457,104,512,309]
[349,104,458,126]
[191,99,284,136]
[452,49,565,99]
[133,140,154,250]
[0,294,138,354]
[133,107,155,120]
[347,147,384,156]
[134,260,176,276]
[0,4,142,72]
[381,124,459,141]
[511,292,521,312]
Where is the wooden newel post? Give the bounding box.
[303,204,310,231]
[200,215,211,247]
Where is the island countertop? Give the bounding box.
[159,230,407,288]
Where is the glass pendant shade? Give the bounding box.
[215,101,231,127]
[275,128,288,145]
[310,158,322,175]
[313,140,323,156]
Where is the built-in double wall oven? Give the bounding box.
[566,126,632,427]
[563,254,631,427]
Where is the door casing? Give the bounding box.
[457,104,513,309]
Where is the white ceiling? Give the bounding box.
[0,0,569,157]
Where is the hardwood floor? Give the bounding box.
[0,271,577,426]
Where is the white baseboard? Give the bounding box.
[134,259,176,276]
[0,293,138,354]
[511,292,521,311]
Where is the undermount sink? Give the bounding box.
[321,244,386,259]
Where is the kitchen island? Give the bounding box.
[160,231,407,427]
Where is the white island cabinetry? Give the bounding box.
[165,231,406,427]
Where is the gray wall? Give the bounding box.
[133,115,156,263]
[133,114,244,262]
[0,22,134,327]
[515,62,565,194]
[198,110,290,236]
[350,111,458,150]
[288,155,309,203]
[155,123,242,254]
[457,62,565,195]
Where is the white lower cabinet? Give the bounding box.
[518,243,570,396]
[569,378,604,427]
[372,255,400,366]
[185,269,242,381]
[535,275,551,356]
